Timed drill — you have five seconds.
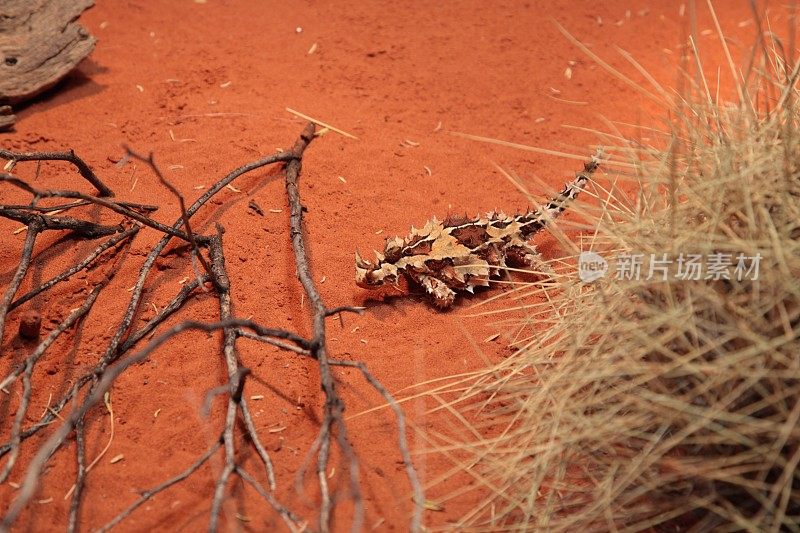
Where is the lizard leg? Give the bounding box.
[504,240,554,276]
[407,271,457,309]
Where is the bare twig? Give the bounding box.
[1,171,193,241]
[207,228,278,528]
[0,279,112,396]
[0,125,414,533]
[0,149,115,197]
[10,226,140,311]
[1,177,190,244]
[200,367,251,417]
[0,362,33,485]
[0,199,158,214]
[237,467,309,533]
[0,318,312,531]
[330,360,423,531]
[0,140,305,461]
[238,395,276,487]
[324,306,366,317]
[239,338,424,531]
[93,147,296,379]
[208,398,237,533]
[31,189,194,242]
[283,122,363,532]
[117,274,209,353]
[96,439,223,533]
[123,146,213,282]
[237,329,311,355]
[0,265,118,482]
[0,219,41,350]
[0,207,122,238]
[0,172,39,194]
[67,420,87,533]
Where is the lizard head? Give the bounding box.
[355,250,399,288]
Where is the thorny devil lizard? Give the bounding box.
[355,149,603,308]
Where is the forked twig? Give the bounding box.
[283,122,364,532]
[0,124,420,533]
[0,245,127,483]
[9,226,140,311]
[0,219,42,350]
[123,146,214,283]
[0,143,301,458]
[0,208,122,238]
[117,274,209,353]
[236,467,308,533]
[207,227,280,530]
[0,319,309,530]
[330,360,423,531]
[0,149,115,197]
[96,439,223,533]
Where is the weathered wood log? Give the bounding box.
[0,106,14,130]
[0,0,96,130]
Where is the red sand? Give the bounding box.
[0,1,775,530]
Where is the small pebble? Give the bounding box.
[19,310,41,340]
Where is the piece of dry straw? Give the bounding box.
[416,27,800,532]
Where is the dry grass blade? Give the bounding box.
[285,107,359,139]
[414,19,800,532]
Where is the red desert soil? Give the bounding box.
[0,1,771,530]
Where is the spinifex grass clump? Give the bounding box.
[419,37,800,533]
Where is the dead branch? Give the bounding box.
[0,199,158,214]
[0,138,301,475]
[92,148,296,380]
[236,467,308,533]
[213,269,279,488]
[67,419,87,533]
[237,329,311,355]
[0,207,122,238]
[329,360,423,531]
[1,171,197,241]
[117,273,208,354]
[0,361,32,485]
[10,226,140,311]
[0,149,112,196]
[0,256,120,484]
[242,332,424,531]
[206,226,283,528]
[123,146,214,282]
[1,318,311,530]
[0,143,305,460]
[0,173,37,194]
[0,280,112,396]
[208,228,255,530]
[283,122,363,531]
[96,439,223,533]
[0,124,421,533]
[0,218,41,350]
[324,305,366,317]
[30,189,193,241]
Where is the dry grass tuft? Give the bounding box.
[415,25,800,532]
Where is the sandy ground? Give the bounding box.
[0,1,774,530]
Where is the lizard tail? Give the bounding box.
[519,148,603,238]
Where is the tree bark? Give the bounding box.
[0,0,96,130]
